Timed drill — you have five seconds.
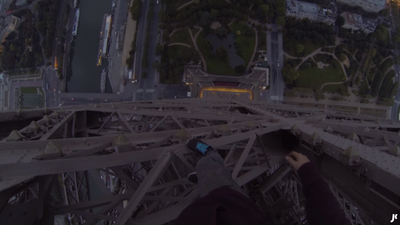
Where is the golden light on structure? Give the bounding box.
[199,87,254,99]
[97,56,102,66]
[54,57,58,69]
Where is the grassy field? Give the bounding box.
[303,38,320,55]
[21,87,39,94]
[321,47,334,54]
[296,59,345,90]
[170,28,194,48]
[342,45,357,56]
[166,0,192,11]
[190,27,201,36]
[229,22,256,68]
[196,31,238,75]
[321,83,349,94]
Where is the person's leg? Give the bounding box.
[196,149,247,197]
[186,138,247,197]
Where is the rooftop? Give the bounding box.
[362,16,377,31]
[342,11,363,27]
[287,0,319,15]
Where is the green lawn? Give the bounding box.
[229,22,256,68]
[190,27,201,37]
[342,45,357,56]
[196,31,238,75]
[303,38,320,55]
[321,47,334,54]
[166,0,192,11]
[170,28,194,48]
[21,87,39,94]
[384,27,391,45]
[296,59,346,90]
[321,83,349,94]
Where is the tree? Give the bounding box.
[273,0,286,17]
[393,34,400,43]
[374,24,388,42]
[379,8,389,17]
[276,16,285,27]
[335,45,343,56]
[295,44,304,54]
[36,21,46,35]
[210,9,219,19]
[155,43,163,56]
[260,4,269,14]
[235,65,245,74]
[130,0,142,20]
[216,46,228,62]
[371,48,377,58]
[256,4,269,19]
[215,26,229,37]
[337,16,345,27]
[282,65,300,85]
[199,11,211,27]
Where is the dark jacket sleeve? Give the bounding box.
[298,162,350,225]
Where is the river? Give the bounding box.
[67,0,113,93]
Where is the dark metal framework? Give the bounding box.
[0,98,399,225]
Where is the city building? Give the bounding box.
[286,0,337,25]
[336,0,386,13]
[0,15,21,52]
[341,11,377,34]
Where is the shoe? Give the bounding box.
[187,172,198,184]
[186,138,213,156]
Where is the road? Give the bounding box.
[52,0,66,68]
[134,0,149,89]
[43,68,61,108]
[267,27,284,103]
[136,0,161,100]
[143,1,161,95]
[60,92,122,106]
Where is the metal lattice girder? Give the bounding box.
[231,99,400,194]
[0,120,286,224]
[0,98,399,225]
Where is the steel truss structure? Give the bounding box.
[0,98,399,225]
